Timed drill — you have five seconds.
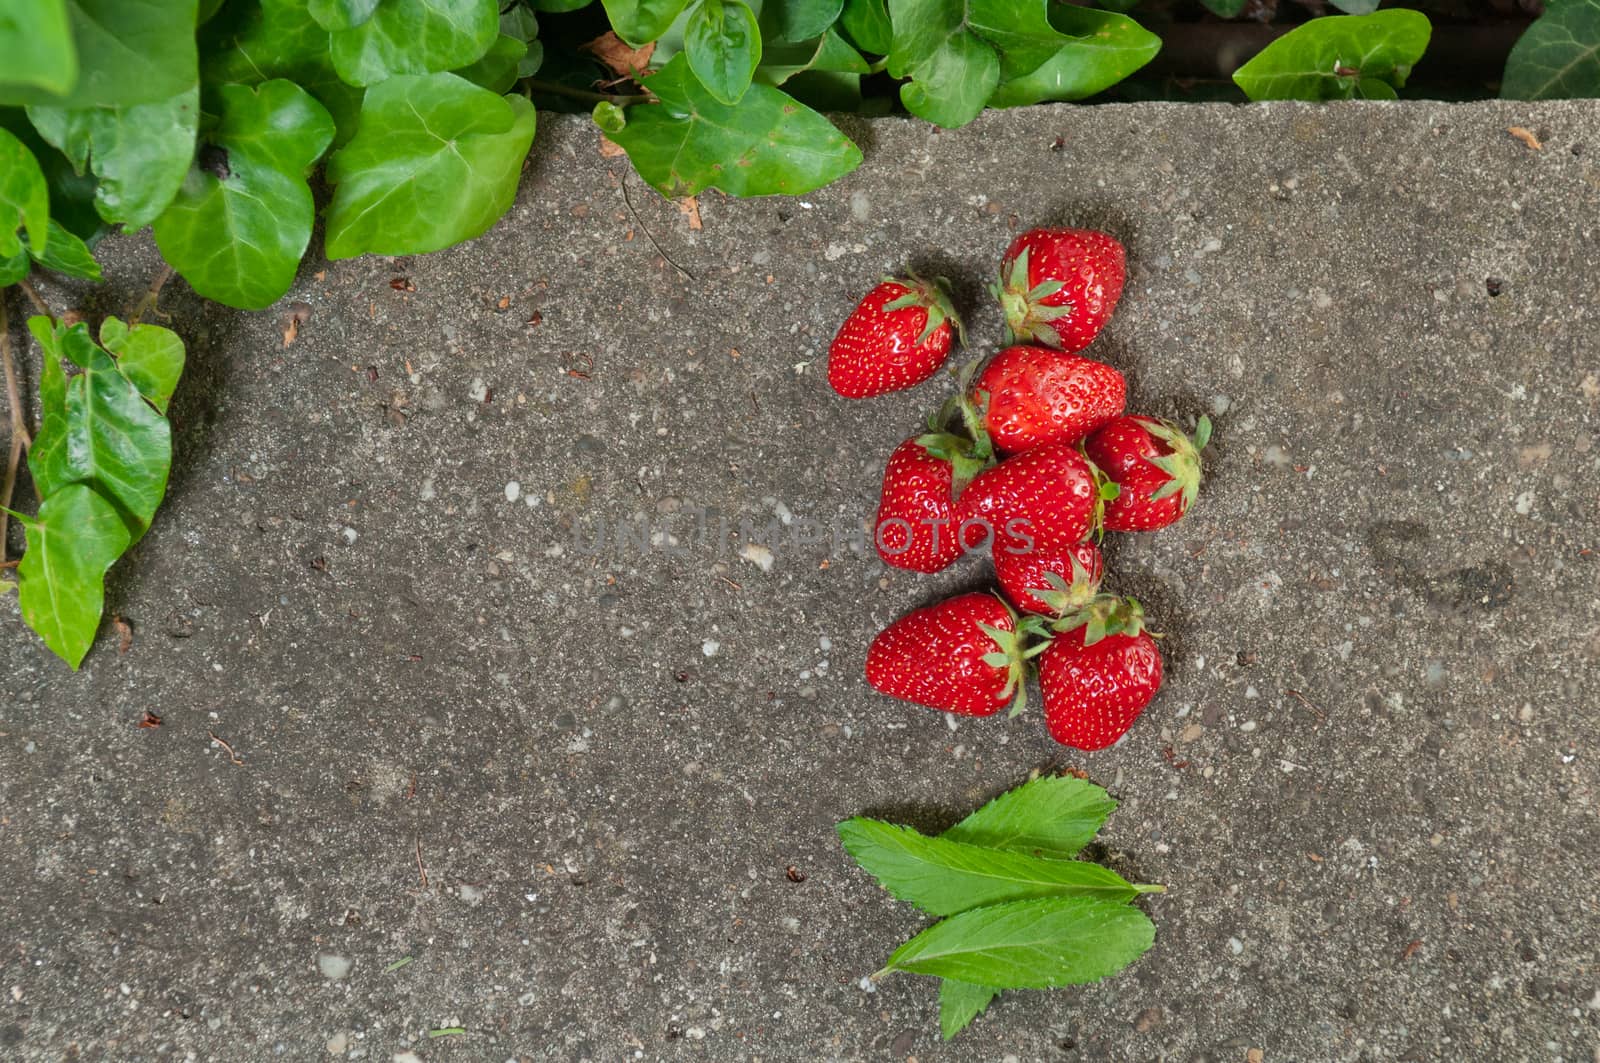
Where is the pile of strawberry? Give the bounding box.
[828,228,1212,751]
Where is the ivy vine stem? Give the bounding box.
[524,79,649,106]
[0,297,35,567]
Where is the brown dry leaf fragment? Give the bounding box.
[497,295,511,311]
[390,276,416,292]
[113,614,133,654]
[582,32,655,77]
[1401,939,1423,962]
[678,196,703,231]
[137,711,162,729]
[1507,126,1542,151]
[598,135,627,159]
[282,316,299,348]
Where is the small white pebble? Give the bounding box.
[702,639,720,657]
[341,526,358,544]
[858,976,877,993]
[1228,937,1244,955]
[505,481,521,503]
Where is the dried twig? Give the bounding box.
[207,730,244,765]
[130,264,174,324]
[620,174,694,281]
[414,837,429,888]
[1286,688,1328,723]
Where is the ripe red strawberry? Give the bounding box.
[975,345,1126,454]
[1084,415,1212,532]
[963,442,1116,557]
[875,439,987,573]
[994,228,1126,353]
[828,275,963,398]
[1038,597,1163,750]
[866,593,1047,716]
[994,540,1104,618]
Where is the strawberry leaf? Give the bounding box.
[883,896,1156,988]
[938,980,997,1040]
[941,774,1116,859]
[836,819,1151,917]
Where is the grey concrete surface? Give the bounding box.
[3,100,1599,1062]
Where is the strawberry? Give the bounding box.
[994,540,1104,618]
[828,275,963,398]
[975,345,1126,454]
[1038,596,1163,750]
[866,593,1048,716]
[1084,415,1212,532]
[874,383,995,572]
[963,442,1117,557]
[993,228,1126,353]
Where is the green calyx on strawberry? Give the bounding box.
[977,607,1053,718]
[914,362,995,500]
[1027,554,1102,617]
[1142,415,1211,510]
[992,246,1071,346]
[883,273,965,347]
[1051,594,1149,648]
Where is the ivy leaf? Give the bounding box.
[883,896,1156,989]
[309,0,381,30]
[603,0,691,48]
[329,0,501,85]
[27,87,200,229]
[892,18,998,128]
[758,29,869,86]
[11,484,132,670]
[100,316,186,414]
[203,0,365,145]
[325,73,536,259]
[28,219,100,280]
[0,0,79,98]
[686,0,763,104]
[766,0,845,43]
[938,980,997,1041]
[0,248,26,287]
[941,774,1117,859]
[840,0,891,55]
[1329,0,1381,12]
[152,80,334,309]
[594,54,862,196]
[454,33,530,92]
[837,818,1150,916]
[1232,10,1431,101]
[986,6,1160,108]
[0,126,50,256]
[1502,0,1600,100]
[0,0,198,109]
[1197,0,1246,16]
[26,318,172,540]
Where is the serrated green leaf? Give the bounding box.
[885,896,1156,988]
[329,0,499,85]
[0,0,78,98]
[941,775,1117,859]
[686,0,763,104]
[203,0,365,146]
[26,318,171,539]
[309,0,381,30]
[100,316,185,415]
[0,126,50,256]
[1232,10,1431,102]
[766,0,844,42]
[840,0,890,54]
[837,818,1146,916]
[152,80,334,309]
[986,5,1160,107]
[0,0,198,109]
[1502,0,1600,100]
[28,219,100,280]
[938,980,996,1040]
[454,33,530,92]
[599,54,861,196]
[603,0,691,47]
[325,73,535,259]
[11,483,132,670]
[27,87,200,229]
